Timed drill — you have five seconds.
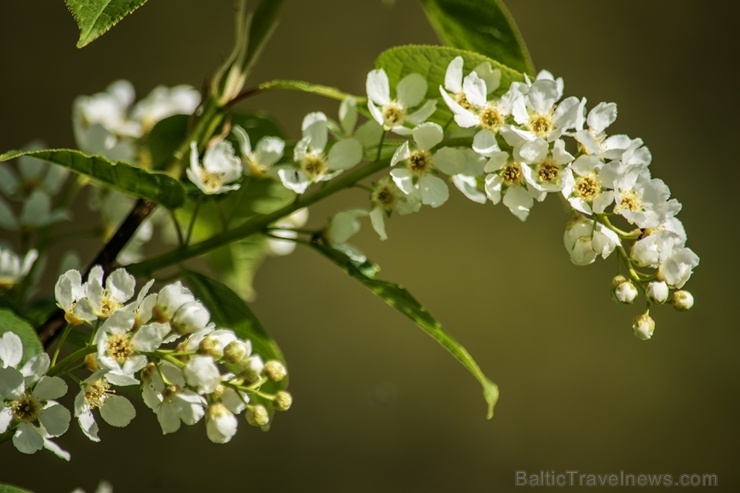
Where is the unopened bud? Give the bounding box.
[239,355,264,384]
[611,275,638,304]
[223,340,252,365]
[172,301,210,335]
[646,281,669,304]
[671,290,694,311]
[274,391,292,411]
[246,404,270,427]
[264,360,287,382]
[632,312,655,341]
[84,353,100,372]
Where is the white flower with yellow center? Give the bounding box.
[483,150,536,221]
[95,310,168,386]
[507,77,580,145]
[0,333,71,460]
[603,168,681,229]
[85,265,136,319]
[563,214,620,265]
[368,177,420,241]
[74,371,136,442]
[233,125,285,179]
[366,69,437,135]
[278,112,363,194]
[390,122,449,208]
[561,155,614,215]
[187,140,243,195]
[516,138,574,197]
[573,99,632,160]
[54,269,96,326]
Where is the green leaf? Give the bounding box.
[0,309,43,365]
[0,483,34,493]
[65,0,149,48]
[245,0,286,72]
[146,114,190,170]
[418,0,534,75]
[208,236,267,303]
[0,149,185,209]
[309,243,499,419]
[375,45,525,125]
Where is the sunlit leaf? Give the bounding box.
[419,0,535,75]
[65,0,149,48]
[309,242,499,419]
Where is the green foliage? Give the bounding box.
[419,0,535,75]
[65,0,149,48]
[245,0,286,76]
[0,149,185,209]
[309,243,499,419]
[0,309,43,365]
[146,114,190,170]
[374,45,524,124]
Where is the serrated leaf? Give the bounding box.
[375,45,524,125]
[419,0,535,75]
[65,0,149,48]
[310,243,499,419]
[0,149,185,209]
[0,308,43,365]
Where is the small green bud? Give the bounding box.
[274,391,293,412]
[264,360,287,382]
[223,340,251,365]
[246,404,270,427]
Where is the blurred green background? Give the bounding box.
[1,1,738,491]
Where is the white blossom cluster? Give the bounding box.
[206,57,697,339]
[1,265,290,460]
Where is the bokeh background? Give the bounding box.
[1,1,738,491]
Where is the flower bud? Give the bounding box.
[206,402,238,444]
[646,281,669,304]
[610,275,638,304]
[264,360,287,383]
[239,355,264,384]
[84,353,100,372]
[223,340,252,365]
[274,391,292,412]
[246,404,270,427]
[632,312,655,341]
[671,290,694,311]
[171,301,210,335]
[154,281,194,322]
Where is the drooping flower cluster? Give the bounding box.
[240,57,698,339]
[6,265,295,460]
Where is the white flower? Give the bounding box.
[561,155,614,215]
[74,371,136,442]
[390,122,449,208]
[601,167,681,229]
[266,208,309,256]
[433,147,488,204]
[630,228,699,288]
[0,333,70,460]
[507,76,580,143]
[0,246,38,291]
[442,56,501,101]
[205,402,238,444]
[54,269,96,325]
[517,138,574,196]
[563,215,620,265]
[153,281,195,322]
[187,140,243,194]
[95,310,167,385]
[325,209,369,264]
[0,190,71,231]
[182,355,221,394]
[154,382,206,434]
[632,312,655,341]
[366,69,437,135]
[573,99,632,160]
[73,80,138,162]
[233,125,285,178]
[130,84,200,132]
[277,112,363,194]
[368,176,420,240]
[482,149,536,221]
[85,265,136,319]
[171,301,210,335]
[646,281,669,304]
